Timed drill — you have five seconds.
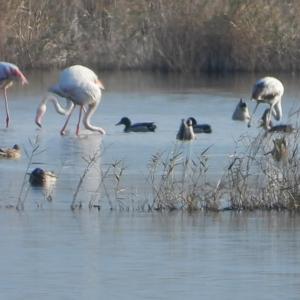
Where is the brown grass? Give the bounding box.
[1,0,300,72]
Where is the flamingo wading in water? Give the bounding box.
[0,62,28,128]
[248,76,284,127]
[35,65,105,135]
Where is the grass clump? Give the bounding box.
[145,121,300,212]
[147,145,218,212]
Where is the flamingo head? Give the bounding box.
[35,102,47,127]
[10,67,28,86]
[95,79,105,90]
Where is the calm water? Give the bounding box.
[0,71,300,299]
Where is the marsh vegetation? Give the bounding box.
[1,0,300,72]
[14,120,300,212]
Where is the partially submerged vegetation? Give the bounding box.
[1,0,300,72]
[12,114,300,212]
[143,127,300,212]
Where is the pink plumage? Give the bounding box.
[0,62,28,128]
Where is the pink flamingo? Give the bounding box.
[0,62,28,127]
[248,76,284,127]
[35,65,105,135]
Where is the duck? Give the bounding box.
[232,98,251,122]
[176,119,195,141]
[187,117,212,134]
[29,168,57,186]
[0,144,21,159]
[260,109,294,133]
[270,138,288,162]
[116,117,157,132]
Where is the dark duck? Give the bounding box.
[116,117,157,132]
[187,117,212,134]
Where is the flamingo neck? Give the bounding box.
[42,93,74,115]
[35,93,75,127]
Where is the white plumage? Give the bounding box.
[35,65,105,135]
[249,76,284,126]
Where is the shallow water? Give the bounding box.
[0,210,300,300]
[0,71,300,299]
[1,71,300,206]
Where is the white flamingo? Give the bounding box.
[0,62,28,127]
[35,65,105,135]
[248,76,284,127]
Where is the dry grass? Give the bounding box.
[2,0,300,72]
[16,136,46,210]
[144,122,300,212]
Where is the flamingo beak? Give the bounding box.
[35,103,47,127]
[96,79,105,90]
[16,70,28,86]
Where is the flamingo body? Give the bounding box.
[252,77,284,105]
[0,62,28,127]
[35,65,105,135]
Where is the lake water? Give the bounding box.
[0,70,300,299]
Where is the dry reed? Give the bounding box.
[1,0,300,72]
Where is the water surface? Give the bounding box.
[0,210,300,300]
[0,71,300,299]
[2,71,300,207]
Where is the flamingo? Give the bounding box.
[248,76,284,127]
[35,65,105,135]
[0,62,28,127]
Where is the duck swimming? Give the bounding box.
[116,117,157,132]
[176,119,195,141]
[260,109,294,133]
[0,144,21,159]
[187,117,212,134]
[29,168,57,186]
[232,98,251,122]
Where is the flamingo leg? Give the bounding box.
[76,106,83,136]
[272,101,282,121]
[267,102,277,126]
[60,104,76,135]
[3,88,10,128]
